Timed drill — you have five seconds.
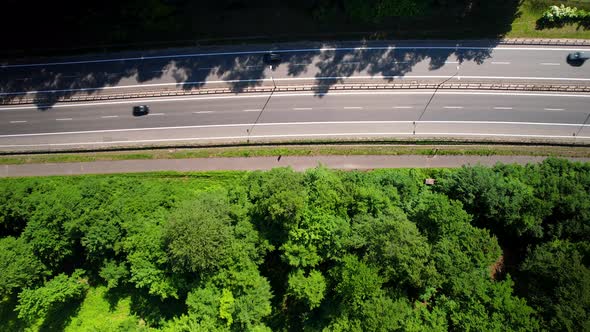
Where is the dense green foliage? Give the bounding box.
[0,159,589,331]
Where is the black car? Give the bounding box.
[567,52,589,65]
[567,52,589,61]
[133,105,150,116]
[263,52,281,66]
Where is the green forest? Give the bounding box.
[1,158,589,331]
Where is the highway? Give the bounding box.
[1,41,590,100]
[1,90,589,151]
[1,41,589,152]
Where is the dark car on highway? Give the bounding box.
[133,105,150,116]
[263,52,281,66]
[567,52,589,65]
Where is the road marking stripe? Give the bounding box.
[344,106,363,109]
[393,106,413,109]
[540,63,560,65]
[243,109,261,112]
[55,118,72,121]
[193,111,213,114]
[443,106,463,109]
[3,46,585,68]
[1,120,588,139]
[149,113,165,116]
[1,91,590,111]
[491,61,511,65]
[1,131,588,149]
[444,61,459,64]
[544,108,565,111]
[4,74,590,97]
[293,108,312,110]
[9,120,27,123]
[493,107,513,110]
[101,115,119,118]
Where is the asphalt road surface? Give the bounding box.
[1,90,590,152]
[1,41,590,100]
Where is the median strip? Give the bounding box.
[3,82,590,106]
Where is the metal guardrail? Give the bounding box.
[2,82,590,106]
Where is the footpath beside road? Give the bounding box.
[2,155,590,177]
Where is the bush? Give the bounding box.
[539,4,590,27]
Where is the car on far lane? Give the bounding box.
[133,105,150,116]
[567,52,589,65]
[263,52,282,66]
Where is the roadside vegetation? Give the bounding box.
[2,144,590,165]
[2,0,589,58]
[1,159,589,331]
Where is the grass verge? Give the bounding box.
[509,0,590,39]
[1,144,589,165]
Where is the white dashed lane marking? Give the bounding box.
[9,120,27,123]
[493,107,513,110]
[101,115,119,118]
[544,108,565,111]
[443,106,464,109]
[56,118,72,121]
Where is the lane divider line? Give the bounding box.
[2,91,590,112]
[2,46,586,69]
[1,120,588,139]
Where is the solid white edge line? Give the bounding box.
[1,132,588,148]
[0,120,587,139]
[2,46,587,68]
[1,90,590,111]
[4,74,590,96]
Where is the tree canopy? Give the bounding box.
[0,159,588,330]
